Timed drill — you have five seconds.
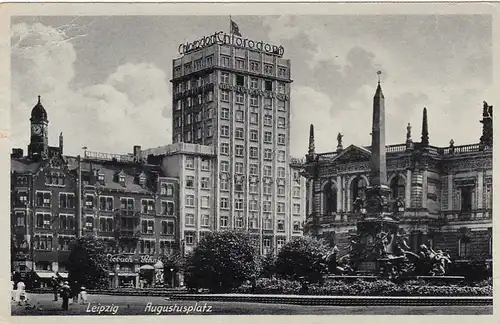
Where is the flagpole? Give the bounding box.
[229,15,232,34]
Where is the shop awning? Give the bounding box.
[57,272,69,278]
[154,260,164,269]
[36,272,56,279]
[139,264,155,270]
[118,273,138,277]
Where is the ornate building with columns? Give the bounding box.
[301,86,493,265]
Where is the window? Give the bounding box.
[264,219,272,229]
[185,195,195,207]
[235,199,243,210]
[186,157,194,169]
[250,78,258,89]
[264,131,272,143]
[235,179,242,192]
[196,128,202,139]
[197,94,202,104]
[34,235,53,251]
[250,95,258,107]
[59,193,75,209]
[250,61,260,72]
[221,56,231,67]
[278,100,286,111]
[235,162,244,174]
[235,127,244,139]
[264,183,272,195]
[277,237,286,250]
[221,125,230,137]
[36,213,51,229]
[460,186,473,213]
[235,74,245,86]
[36,192,51,207]
[293,221,301,232]
[221,90,229,102]
[250,130,258,141]
[277,186,285,196]
[249,200,258,211]
[390,175,406,199]
[235,59,245,70]
[277,219,285,231]
[235,145,244,157]
[293,186,301,198]
[264,64,273,75]
[201,159,210,171]
[185,214,195,227]
[249,218,258,229]
[277,150,286,162]
[185,176,194,188]
[249,183,258,194]
[263,201,271,212]
[220,178,229,191]
[207,91,214,102]
[278,133,286,145]
[221,108,230,120]
[141,220,155,234]
[350,176,368,210]
[220,198,229,209]
[206,55,213,67]
[250,164,258,175]
[184,63,192,74]
[201,196,210,208]
[278,117,286,128]
[201,214,210,227]
[458,237,471,258]
[220,143,230,155]
[187,97,192,108]
[235,217,243,228]
[141,199,155,214]
[140,240,155,254]
[161,201,175,215]
[264,98,272,109]
[264,165,272,177]
[278,167,286,178]
[250,112,258,124]
[220,161,229,172]
[235,93,244,104]
[99,197,114,211]
[278,67,287,78]
[221,72,229,84]
[249,147,258,159]
[185,232,195,245]
[278,82,286,94]
[15,212,25,227]
[161,221,175,235]
[120,198,135,211]
[264,149,273,160]
[264,115,273,126]
[194,59,202,70]
[201,177,210,190]
[235,110,244,122]
[264,80,273,91]
[220,216,229,227]
[277,202,285,213]
[293,203,301,215]
[85,216,94,230]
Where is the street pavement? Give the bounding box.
[11,293,493,315]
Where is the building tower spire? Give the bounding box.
[59,132,64,155]
[308,124,315,155]
[421,107,429,146]
[370,71,387,186]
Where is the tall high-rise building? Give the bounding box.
[170,31,305,254]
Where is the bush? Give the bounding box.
[184,231,259,293]
[275,237,329,283]
[235,277,302,294]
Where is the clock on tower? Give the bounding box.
[28,96,49,161]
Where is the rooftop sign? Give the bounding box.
[178,31,284,57]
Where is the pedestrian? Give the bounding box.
[11,281,15,301]
[51,276,59,301]
[79,286,88,304]
[71,281,80,304]
[15,280,26,305]
[61,281,70,310]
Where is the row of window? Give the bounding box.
[218,181,300,197]
[185,156,210,171]
[219,56,288,78]
[185,195,210,208]
[220,90,287,110]
[185,176,211,190]
[220,126,286,144]
[221,72,288,93]
[174,91,214,111]
[220,163,290,177]
[219,144,286,162]
[221,109,287,126]
[173,72,215,93]
[214,197,301,214]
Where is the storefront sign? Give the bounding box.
[219,83,290,101]
[179,31,285,57]
[106,254,158,264]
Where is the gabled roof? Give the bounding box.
[11,158,42,173]
[329,144,371,164]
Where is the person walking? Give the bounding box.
[51,276,59,301]
[70,281,79,304]
[15,280,26,305]
[61,281,70,310]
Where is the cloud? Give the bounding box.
[11,22,172,156]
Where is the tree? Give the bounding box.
[275,237,329,283]
[258,252,277,278]
[184,231,259,292]
[67,235,110,289]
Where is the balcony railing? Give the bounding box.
[84,150,143,164]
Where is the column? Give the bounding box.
[447,174,453,210]
[336,175,342,212]
[477,170,484,210]
[422,170,428,209]
[405,169,412,208]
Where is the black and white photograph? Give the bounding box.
[4,3,495,317]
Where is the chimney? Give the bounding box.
[59,132,64,155]
[11,148,24,158]
[133,145,142,162]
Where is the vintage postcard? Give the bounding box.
[0,1,498,321]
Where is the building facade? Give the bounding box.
[302,88,493,265]
[11,99,181,288]
[170,33,305,254]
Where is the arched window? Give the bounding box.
[323,181,337,215]
[390,174,406,199]
[458,237,471,259]
[460,186,473,213]
[351,176,367,209]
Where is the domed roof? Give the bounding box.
[31,95,47,121]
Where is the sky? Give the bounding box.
[10,15,492,157]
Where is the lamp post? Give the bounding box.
[170,268,174,288]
